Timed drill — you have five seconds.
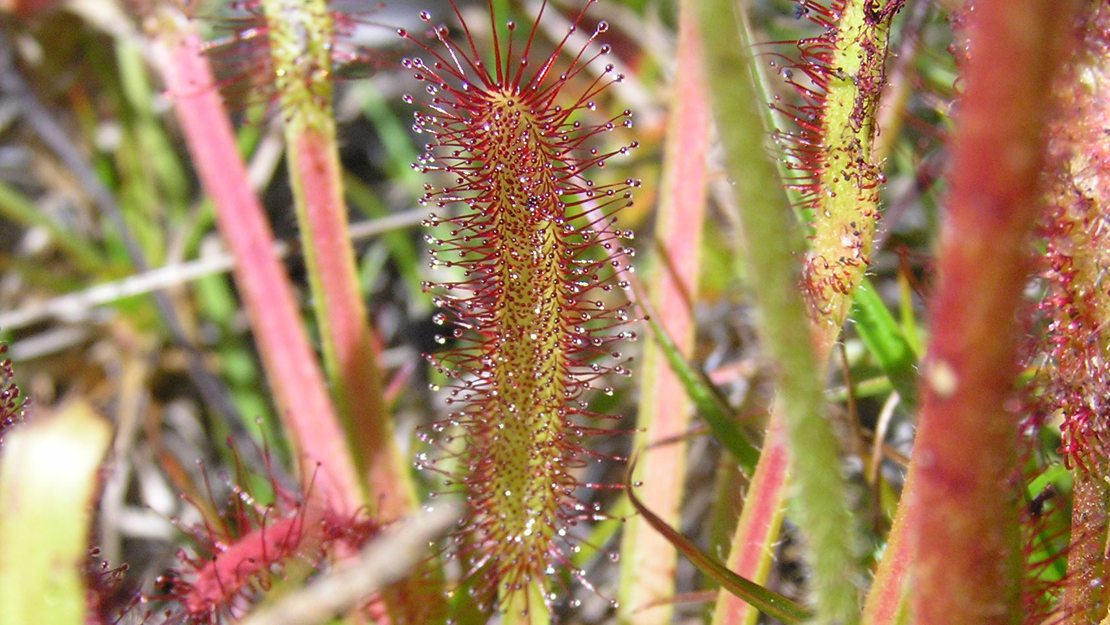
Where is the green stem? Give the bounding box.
[698,2,865,623]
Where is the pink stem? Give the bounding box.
[712,420,790,625]
[154,20,362,516]
[619,0,709,619]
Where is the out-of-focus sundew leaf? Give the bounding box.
[617,2,711,619]
[0,401,111,625]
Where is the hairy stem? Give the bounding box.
[698,1,865,622]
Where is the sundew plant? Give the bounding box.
[0,1,1107,625]
[399,3,637,619]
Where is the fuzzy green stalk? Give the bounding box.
[698,1,865,623]
[909,3,1078,624]
[712,1,904,622]
[259,0,417,521]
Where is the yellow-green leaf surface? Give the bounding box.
[0,401,111,625]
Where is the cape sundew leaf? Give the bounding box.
[400,0,638,617]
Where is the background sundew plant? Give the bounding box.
[0,2,1108,625]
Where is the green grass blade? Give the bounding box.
[0,181,105,274]
[626,456,810,624]
[851,277,919,406]
[644,314,759,473]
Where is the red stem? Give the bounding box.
[291,129,413,521]
[154,19,362,516]
[910,3,1076,624]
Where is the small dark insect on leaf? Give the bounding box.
[1028,484,1057,518]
